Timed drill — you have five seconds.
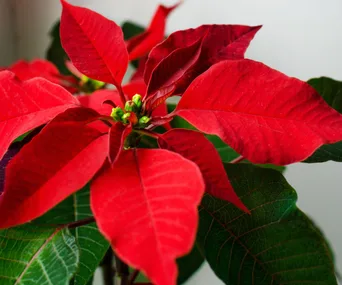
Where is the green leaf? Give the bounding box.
[177,245,204,284]
[0,225,79,285]
[305,77,342,163]
[121,21,145,41]
[35,186,110,285]
[46,20,71,75]
[197,164,337,285]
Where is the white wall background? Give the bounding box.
[1,0,342,284]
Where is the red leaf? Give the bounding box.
[130,56,147,82]
[9,59,78,93]
[108,123,131,164]
[78,89,123,115]
[159,129,248,212]
[91,148,204,285]
[176,60,342,165]
[0,71,78,160]
[127,3,179,60]
[122,81,147,100]
[60,0,128,88]
[144,25,261,93]
[144,37,203,110]
[0,108,109,229]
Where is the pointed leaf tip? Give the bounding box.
[91,148,205,285]
[60,0,128,88]
[177,59,342,165]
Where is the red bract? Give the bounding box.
[158,129,248,213]
[7,59,78,93]
[0,71,78,160]
[60,0,128,91]
[1,1,342,285]
[91,149,204,285]
[127,3,180,60]
[176,59,342,165]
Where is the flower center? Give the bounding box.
[110,94,151,128]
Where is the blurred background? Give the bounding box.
[0,0,341,284]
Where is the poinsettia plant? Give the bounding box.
[0,1,341,285]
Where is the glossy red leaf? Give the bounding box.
[60,0,128,88]
[108,123,131,164]
[176,59,342,165]
[0,71,78,160]
[0,108,109,229]
[127,3,179,61]
[144,25,261,93]
[91,148,204,285]
[158,129,248,212]
[144,37,203,110]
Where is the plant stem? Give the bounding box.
[102,250,115,285]
[128,270,139,284]
[115,257,130,285]
[117,85,127,106]
[230,155,245,164]
[134,129,160,139]
[66,217,95,229]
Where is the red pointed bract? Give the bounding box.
[60,0,128,88]
[91,148,205,285]
[108,123,131,164]
[176,59,342,165]
[144,25,261,94]
[127,3,179,61]
[159,129,248,212]
[0,71,78,160]
[144,37,203,110]
[0,108,109,229]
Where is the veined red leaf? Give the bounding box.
[91,148,205,285]
[127,3,179,60]
[0,71,78,160]
[60,0,128,88]
[0,108,109,229]
[144,37,203,110]
[158,129,248,212]
[176,59,342,165]
[144,25,261,92]
[108,123,131,164]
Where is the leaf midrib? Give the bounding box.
[14,228,61,285]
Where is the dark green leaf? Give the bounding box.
[46,20,71,75]
[177,245,204,284]
[35,186,109,285]
[305,77,342,163]
[121,21,145,41]
[197,164,337,285]
[0,225,79,285]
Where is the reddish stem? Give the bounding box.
[135,129,161,139]
[117,85,128,106]
[230,155,245,164]
[129,270,139,284]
